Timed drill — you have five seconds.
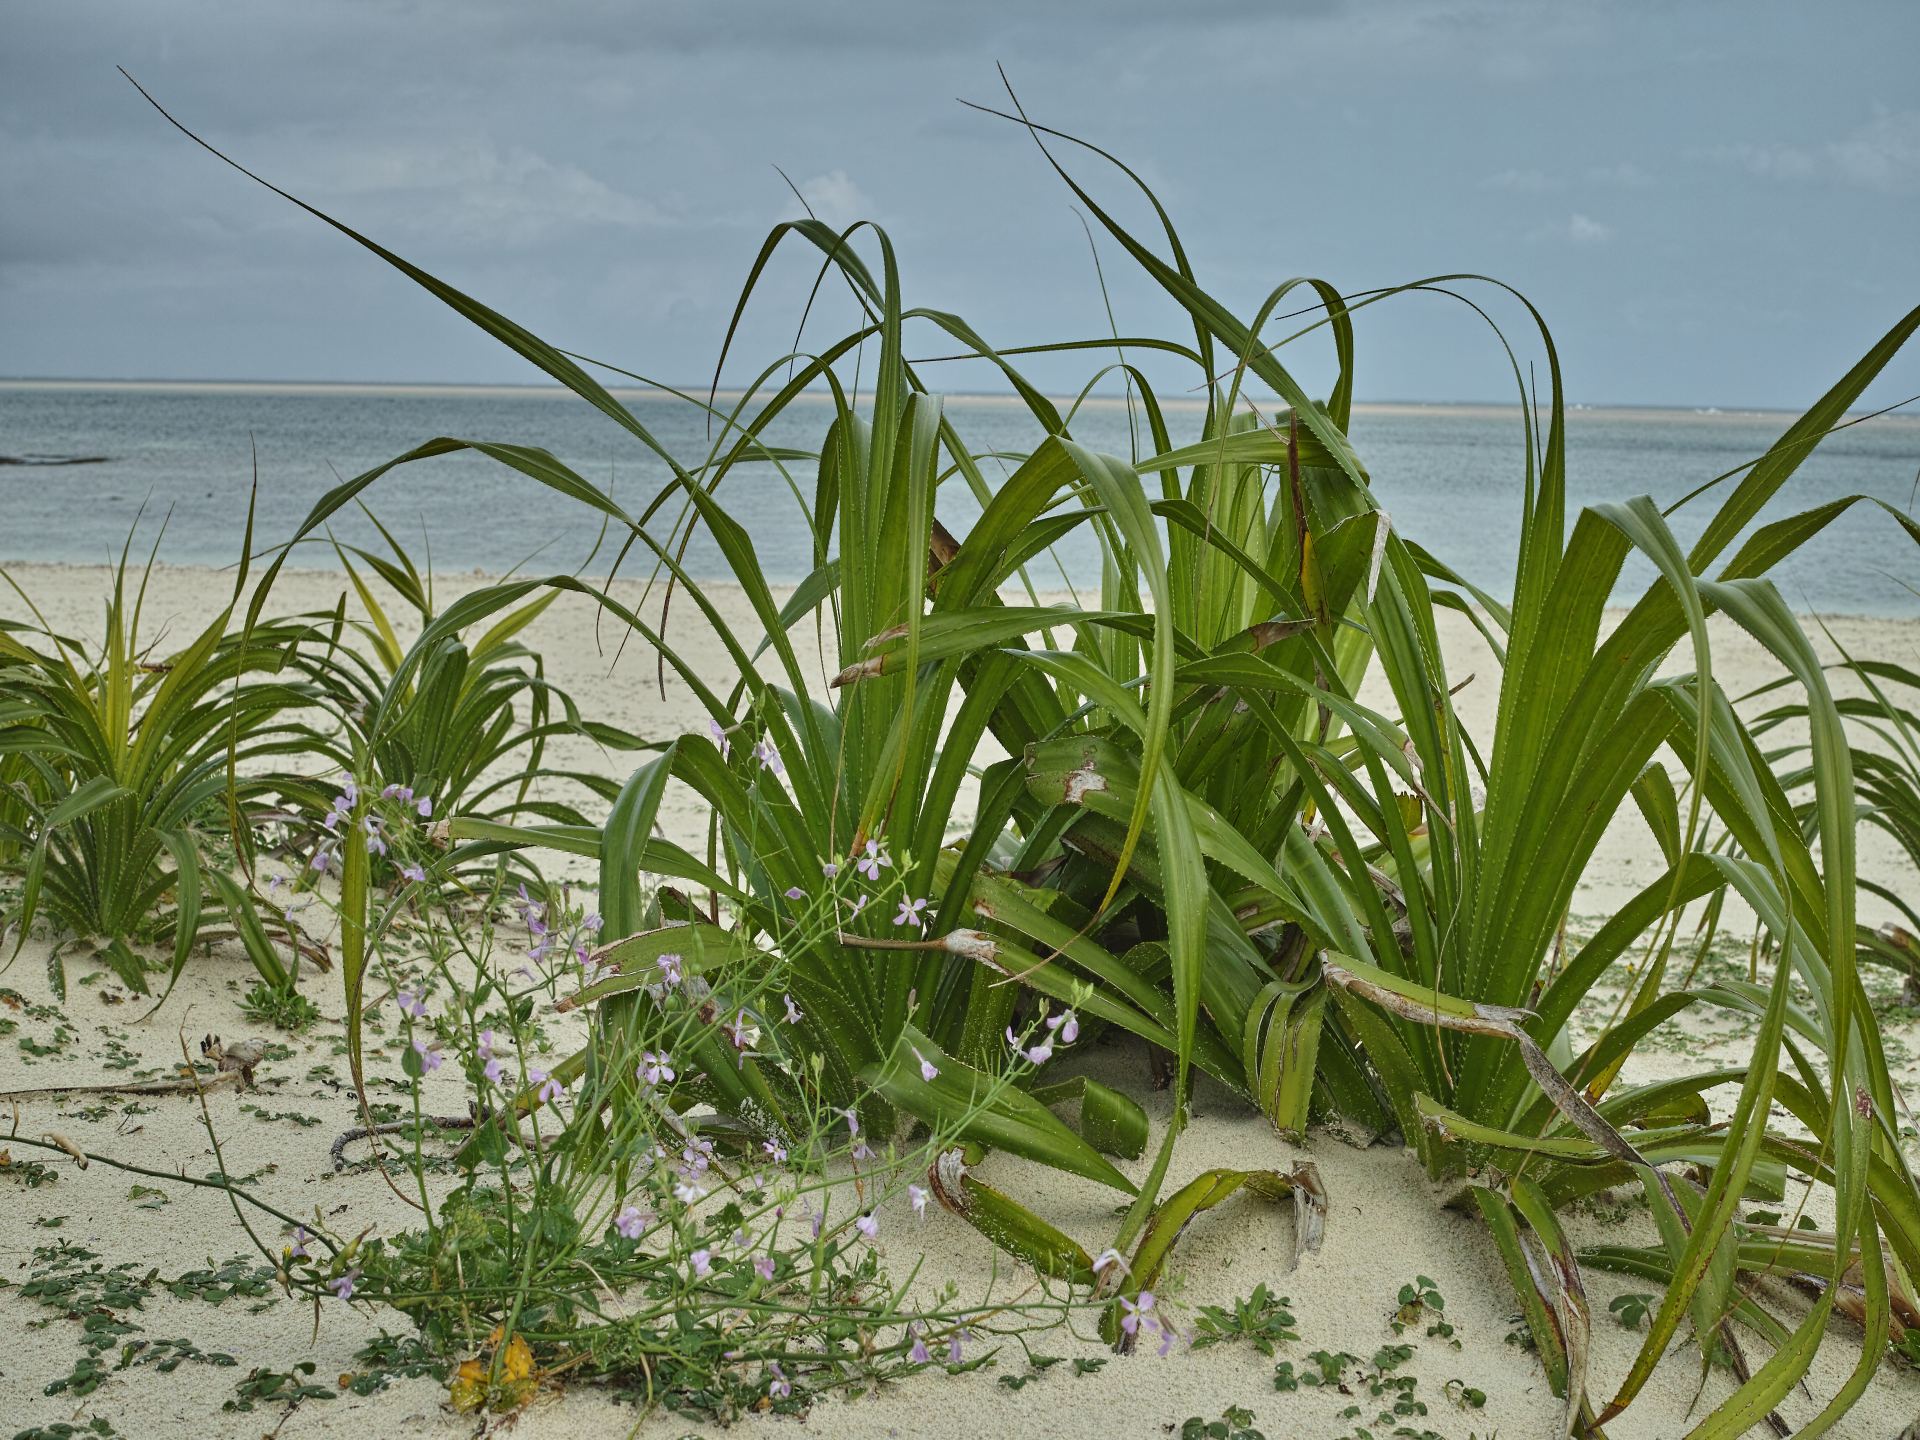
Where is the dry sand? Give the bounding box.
[3,562,1919,1439]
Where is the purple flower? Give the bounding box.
[724,1010,761,1055]
[400,863,427,884]
[708,718,731,759]
[310,847,332,874]
[855,840,890,881]
[1118,1290,1156,1337]
[411,1036,442,1073]
[842,1107,860,1138]
[638,1050,676,1087]
[396,990,427,1019]
[329,1268,360,1301]
[416,795,432,817]
[908,1324,931,1365]
[783,885,805,900]
[674,1179,706,1205]
[690,1247,713,1277]
[912,1048,939,1082]
[783,993,803,1025]
[762,1137,788,1163]
[289,1225,310,1259]
[908,1183,928,1220]
[893,895,929,930]
[1093,1247,1130,1280]
[768,1361,791,1400]
[1046,1009,1080,1044]
[582,911,602,934]
[855,1213,879,1242]
[614,1205,646,1240]
[483,1055,507,1085]
[948,1328,966,1365]
[529,1068,564,1104]
[1155,1316,1180,1357]
[852,1141,874,1161]
[821,860,840,878]
[657,952,683,986]
[754,1255,776,1282]
[753,736,783,773]
[1006,1026,1055,1067]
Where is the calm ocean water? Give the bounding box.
[2,382,1916,615]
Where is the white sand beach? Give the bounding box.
[3,563,1919,1439]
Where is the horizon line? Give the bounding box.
[4,373,1905,421]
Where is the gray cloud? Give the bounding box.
[2,0,1917,408]
[1703,109,1920,194]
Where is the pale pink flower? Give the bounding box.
[614,1205,646,1240]
[855,839,890,881]
[1119,1290,1156,1337]
[1006,1027,1054,1067]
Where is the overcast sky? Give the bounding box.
[4,1,1919,408]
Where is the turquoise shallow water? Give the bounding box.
[2,383,1916,614]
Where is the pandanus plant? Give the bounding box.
[136,72,1920,1433]
[132,79,1339,1289]
[0,515,329,1000]
[270,509,649,865]
[953,115,1920,1432]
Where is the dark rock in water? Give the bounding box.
[0,454,114,466]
